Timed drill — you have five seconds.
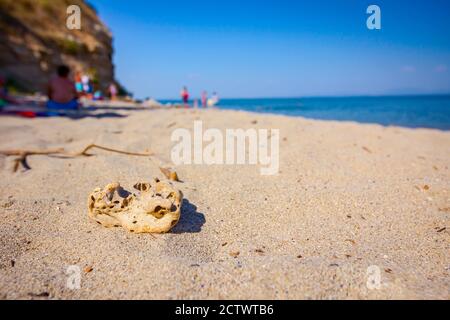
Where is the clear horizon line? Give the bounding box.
[149,92,450,101]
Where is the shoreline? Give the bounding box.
[0,107,449,299]
[3,102,450,133]
[3,93,450,131]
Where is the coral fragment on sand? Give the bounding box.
[88,179,182,233]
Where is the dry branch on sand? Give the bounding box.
[0,144,153,172]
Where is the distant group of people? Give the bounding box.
[73,71,118,102]
[0,66,119,113]
[47,65,118,110]
[2,67,221,113]
[180,86,219,108]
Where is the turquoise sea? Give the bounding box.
[214,95,450,130]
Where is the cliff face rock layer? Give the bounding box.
[0,0,122,93]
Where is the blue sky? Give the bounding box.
[88,0,450,99]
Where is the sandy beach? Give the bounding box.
[0,106,449,300]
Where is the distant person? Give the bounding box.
[212,92,219,103]
[109,83,118,100]
[201,90,208,108]
[207,91,219,107]
[93,84,103,101]
[74,71,83,96]
[0,76,20,109]
[180,86,189,107]
[47,65,78,109]
[81,73,91,94]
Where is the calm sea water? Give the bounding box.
[161,95,450,130]
[217,95,450,130]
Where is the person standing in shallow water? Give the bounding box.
[201,90,208,108]
[180,86,189,107]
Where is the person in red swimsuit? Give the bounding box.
[180,86,189,107]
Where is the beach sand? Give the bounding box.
[0,106,449,299]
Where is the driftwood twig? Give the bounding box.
[0,144,153,172]
[73,144,152,157]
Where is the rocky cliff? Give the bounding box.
[0,0,125,94]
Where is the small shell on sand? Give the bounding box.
[87,179,183,233]
[160,167,180,182]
